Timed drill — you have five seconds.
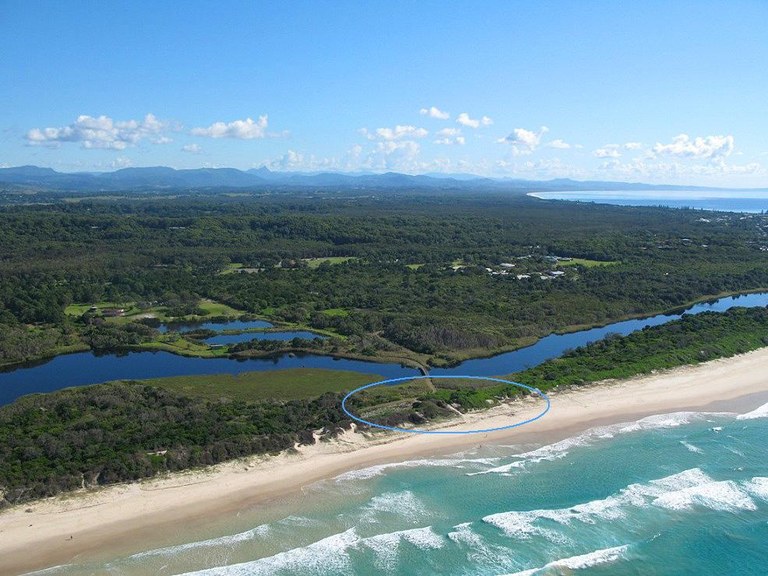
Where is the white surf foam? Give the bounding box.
[469,434,594,475]
[176,528,360,576]
[680,440,704,454]
[128,523,271,559]
[482,507,576,542]
[19,565,75,575]
[447,522,511,566]
[500,544,630,575]
[360,490,429,522]
[276,515,322,528]
[743,477,768,502]
[483,468,754,545]
[737,401,768,420]
[361,526,444,571]
[335,456,500,481]
[651,480,756,512]
[175,524,446,576]
[616,411,712,434]
[471,411,720,476]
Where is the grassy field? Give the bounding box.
[64,301,129,316]
[303,256,357,268]
[321,308,350,317]
[196,299,242,317]
[65,299,243,322]
[132,368,382,402]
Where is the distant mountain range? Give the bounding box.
[0,165,736,193]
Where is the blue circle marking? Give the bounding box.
[341,375,550,435]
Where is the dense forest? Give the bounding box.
[2,189,768,504]
[0,190,767,367]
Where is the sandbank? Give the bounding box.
[2,347,768,575]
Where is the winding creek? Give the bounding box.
[1,292,767,406]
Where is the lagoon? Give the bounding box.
[1,293,767,406]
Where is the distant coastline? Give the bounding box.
[528,190,768,213]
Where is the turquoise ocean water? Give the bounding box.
[33,400,768,575]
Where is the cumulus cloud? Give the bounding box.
[110,156,133,169]
[360,125,428,141]
[594,145,621,158]
[456,113,493,128]
[436,128,461,137]
[26,113,170,150]
[376,125,428,141]
[181,143,202,154]
[624,142,643,150]
[191,116,269,139]
[419,106,450,120]
[596,155,763,183]
[432,127,464,145]
[548,139,571,149]
[498,126,549,154]
[652,134,734,159]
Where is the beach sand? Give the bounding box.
[3,348,768,575]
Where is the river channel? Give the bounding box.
[1,292,767,406]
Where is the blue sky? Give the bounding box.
[3,0,767,186]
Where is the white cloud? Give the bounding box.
[419,106,450,120]
[499,126,549,154]
[26,113,170,150]
[433,127,465,144]
[434,136,465,145]
[624,142,643,150]
[594,145,621,158]
[596,155,763,183]
[652,134,734,159]
[456,112,493,128]
[436,128,461,137]
[270,149,305,170]
[494,157,589,179]
[110,156,133,169]
[182,143,202,154]
[548,139,571,149]
[376,125,428,141]
[191,116,269,139]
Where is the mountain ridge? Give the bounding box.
[0,165,759,193]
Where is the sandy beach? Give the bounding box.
[3,348,768,575]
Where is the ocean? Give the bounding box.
[527,190,768,213]
[31,401,768,575]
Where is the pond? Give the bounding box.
[157,319,274,333]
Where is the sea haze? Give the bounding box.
[528,190,768,213]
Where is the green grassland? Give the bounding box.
[321,308,350,317]
[303,256,357,268]
[65,299,243,323]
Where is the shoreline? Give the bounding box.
[3,348,768,575]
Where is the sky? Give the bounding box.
[2,0,768,187]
